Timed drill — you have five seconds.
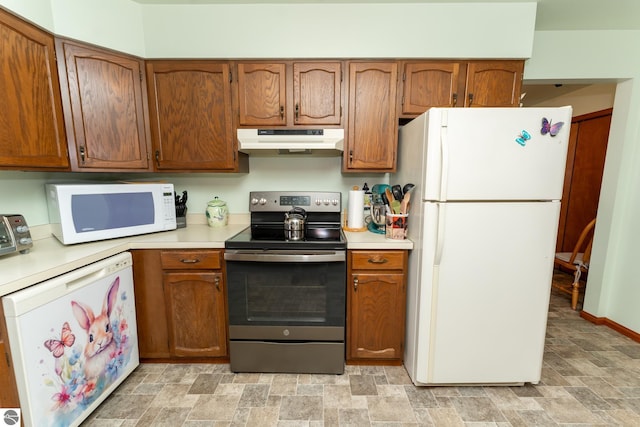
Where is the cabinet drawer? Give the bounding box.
[351,251,405,270]
[160,250,222,270]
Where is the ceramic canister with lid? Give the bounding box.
[206,196,228,227]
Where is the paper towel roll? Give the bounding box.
[348,190,365,229]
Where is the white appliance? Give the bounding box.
[237,128,344,155]
[2,252,139,426]
[394,106,572,386]
[46,182,177,245]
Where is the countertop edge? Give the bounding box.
[1,224,413,297]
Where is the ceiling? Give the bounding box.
[131,0,640,31]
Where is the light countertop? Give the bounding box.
[1,220,413,297]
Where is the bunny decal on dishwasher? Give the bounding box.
[71,277,120,382]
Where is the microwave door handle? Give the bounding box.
[224,250,345,263]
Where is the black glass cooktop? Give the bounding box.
[225,225,346,251]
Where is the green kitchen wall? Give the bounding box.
[1,0,639,344]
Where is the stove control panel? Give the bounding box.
[249,191,341,212]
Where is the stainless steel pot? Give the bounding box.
[284,207,307,241]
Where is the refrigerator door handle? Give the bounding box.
[434,203,446,266]
[440,121,449,201]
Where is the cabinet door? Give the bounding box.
[293,62,342,125]
[0,9,69,170]
[400,61,463,116]
[464,60,524,107]
[163,272,227,358]
[56,39,152,171]
[345,62,398,171]
[348,272,405,360]
[237,62,287,126]
[147,60,237,171]
[132,250,170,358]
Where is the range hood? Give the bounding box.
[237,129,344,156]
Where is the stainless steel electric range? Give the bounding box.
[224,191,346,374]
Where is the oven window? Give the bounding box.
[227,259,345,327]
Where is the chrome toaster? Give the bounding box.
[0,214,33,256]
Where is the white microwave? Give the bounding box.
[46,183,177,245]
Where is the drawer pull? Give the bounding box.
[180,258,200,264]
[367,257,388,264]
[215,276,221,291]
[353,276,358,291]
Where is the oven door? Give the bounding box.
[224,249,346,340]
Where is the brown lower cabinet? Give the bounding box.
[347,250,407,364]
[131,249,228,360]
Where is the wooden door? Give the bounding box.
[56,39,152,171]
[132,250,170,358]
[293,62,342,125]
[0,9,69,170]
[348,272,405,360]
[237,62,287,126]
[399,61,464,116]
[345,62,398,171]
[146,60,236,171]
[557,109,611,252]
[464,60,523,107]
[163,272,227,358]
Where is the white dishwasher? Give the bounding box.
[2,252,139,427]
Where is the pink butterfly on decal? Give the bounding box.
[44,321,76,358]
[541,117,564,137]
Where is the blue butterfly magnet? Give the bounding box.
[541,117,564,137]
[515,130,531,146]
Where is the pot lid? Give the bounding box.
[207,196,226,207]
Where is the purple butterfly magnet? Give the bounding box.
[541,117,564,137]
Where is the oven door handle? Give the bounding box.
[224,250,345,263]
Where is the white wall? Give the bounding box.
[526,29,640,332]
[526,84,615,116]
[139,2,535,58]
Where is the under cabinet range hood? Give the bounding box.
[237,129,344,155]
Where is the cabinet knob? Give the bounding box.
[468,93,474,106]
[214,275,221,291]
[452,93,458,107]
[353,276,359,291]
[295,103,299,121]
[280,105,284,119]
[79,146,86,164]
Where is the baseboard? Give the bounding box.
[581,310,640,343]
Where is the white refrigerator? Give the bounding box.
[394,106,572,386]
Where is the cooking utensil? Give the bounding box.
[400,192,410,214]
[402,183,415,196]
[392,184,403,202]
[385,188,395,204]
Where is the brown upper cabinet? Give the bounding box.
[56,38,152,171]
[0,8,69,170]
[344,61,398,172]
[146,60,247,172]
[398,60,524,118]
[398,61,465,117]
[236,61,343,127]
[464,60,524,108]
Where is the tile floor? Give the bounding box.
[84,274,640,426]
